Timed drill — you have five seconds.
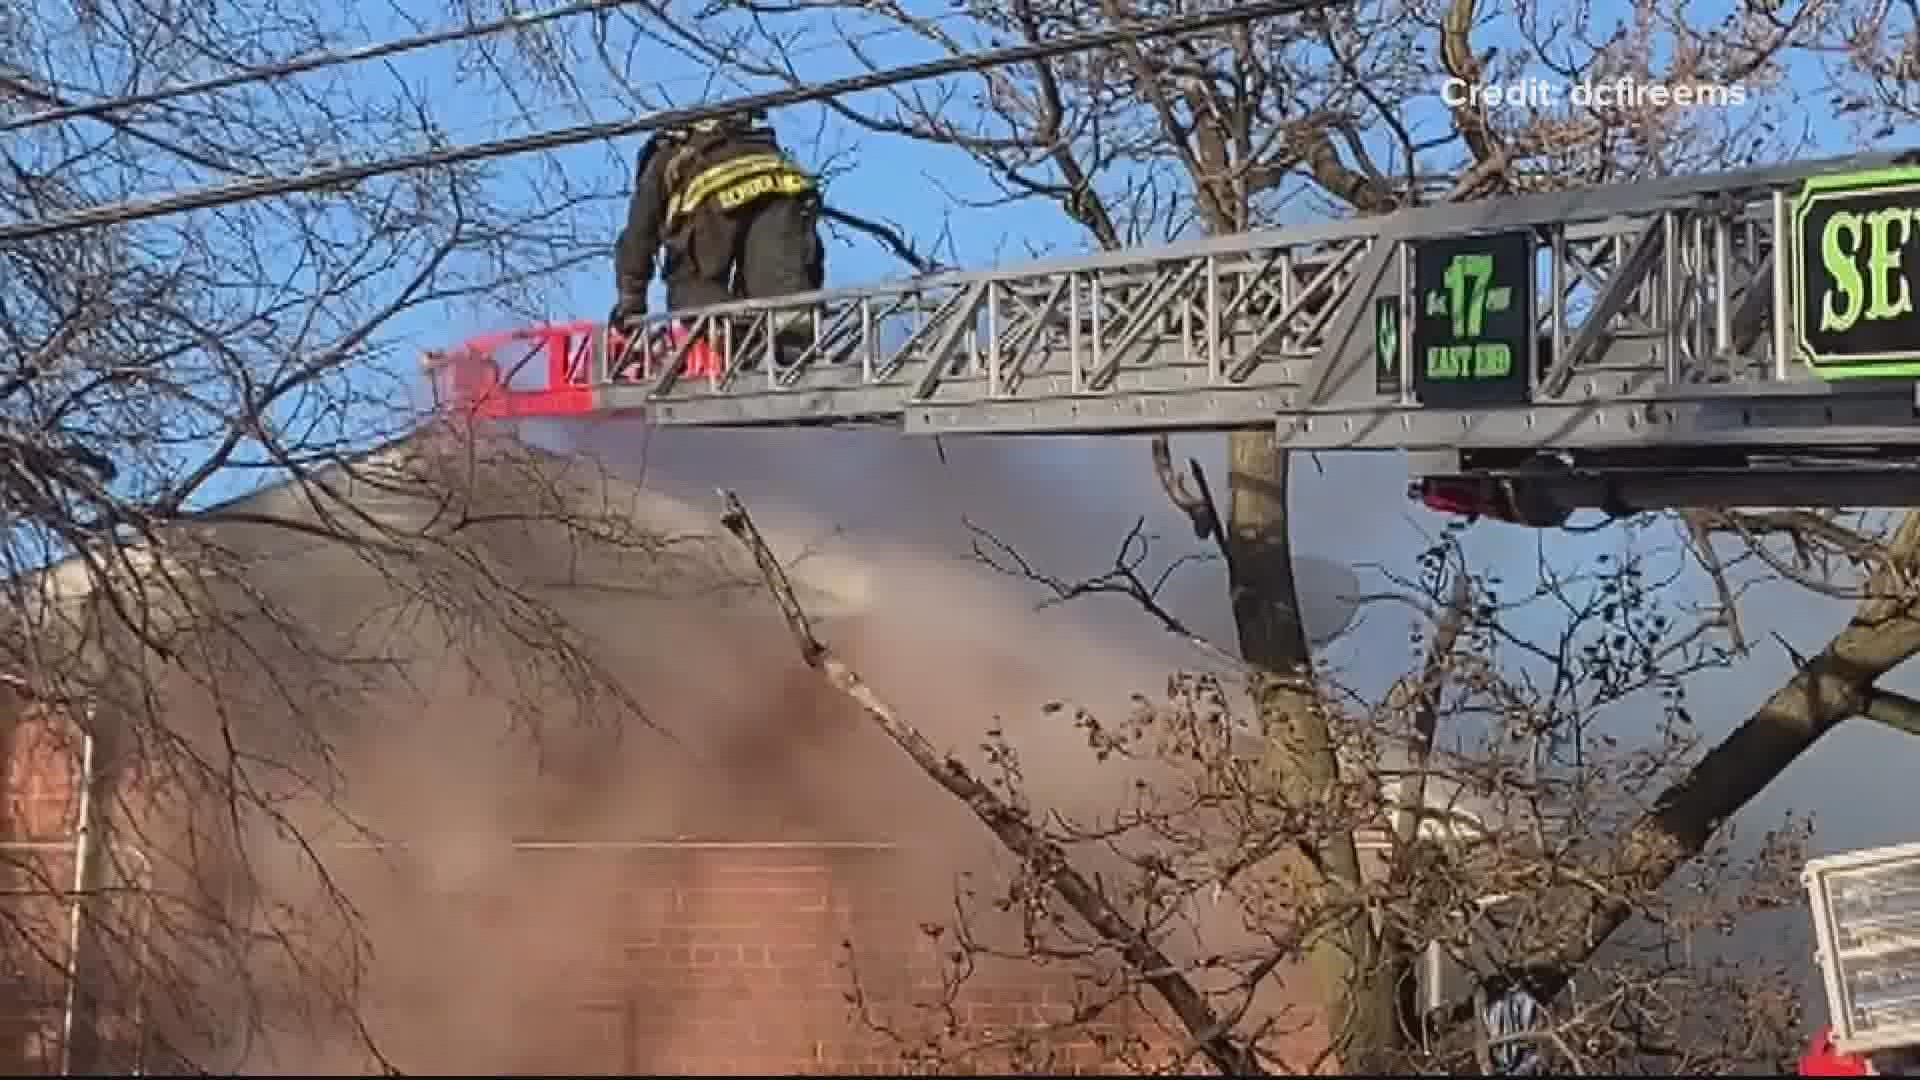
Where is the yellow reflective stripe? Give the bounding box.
[668,152,810,217]
[668,153,797,218]
[680,156,793,214]
[712,170,814,210]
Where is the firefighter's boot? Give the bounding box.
[771,309,816,370]
[731,310,815,373]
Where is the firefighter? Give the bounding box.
[609,108,824,368]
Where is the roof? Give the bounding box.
[4,425,873,677]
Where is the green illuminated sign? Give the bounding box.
[1791,165,1920,378]
[1412,230,1534,407]
[1375,295,1401,395]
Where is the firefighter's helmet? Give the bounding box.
[678,108,769,137]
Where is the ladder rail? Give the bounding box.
[422,148,1919,447]
[582,146,1902,324]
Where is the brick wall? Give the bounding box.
[0,685,153,1076]
[0,683,1314,1075]
[352,842,1172,1075]
[0,685,83,1075]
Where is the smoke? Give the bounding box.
[97,420,1890,1072]
[111,422,1381,1073]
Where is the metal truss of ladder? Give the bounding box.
[424,149,1920,466]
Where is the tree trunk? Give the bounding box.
[1520,508,1920,1000]
[1224,430,1409,1070]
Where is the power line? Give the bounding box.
[1,0,645,133]
[0,0,1349,243]
[307,17,978,156]
[6,12,974,170]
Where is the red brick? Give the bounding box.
[0,670,1296,1077]
[967,1004,1022,1027]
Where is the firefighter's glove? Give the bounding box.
[608,298,649,338]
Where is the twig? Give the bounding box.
[1389,561,1472,862]
[717,489,1265,1077]
[1150,434,1218,542]
[965,517,1246,671]
[822,204,946,275]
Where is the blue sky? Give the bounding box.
[19,0,1920,1017]
[49,0,1907,670]
[40,0,1920,862]
[344,0,1879,394]
[105,0,1883,521]
[160,0,1916,742]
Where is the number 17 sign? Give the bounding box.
[1411,229,1536,408]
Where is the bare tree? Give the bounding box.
[0,0,729,1071]
[726,488,1838,1072]
[0,0,1053,1065]
[11,0,1914,1068]
[618,0,1920,1068]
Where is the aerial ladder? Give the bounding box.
[424,149,1920,526]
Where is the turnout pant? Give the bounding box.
[662,194,825,313]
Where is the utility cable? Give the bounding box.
[334,17,976,159]
[2,0,648,132]
[0,0,1350,243]
[6,12,975,179]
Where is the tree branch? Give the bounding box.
[1864,686,1920,737]
[1150,434,1219,542]
[822,204,946,275]
[1680,509,1749,656]
[1438,0,1506,176]
[1509,510,1920,1007]
[717,489,1265,1077]
[1387,561,1472,860]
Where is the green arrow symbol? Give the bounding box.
[1377,305,1398,369]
